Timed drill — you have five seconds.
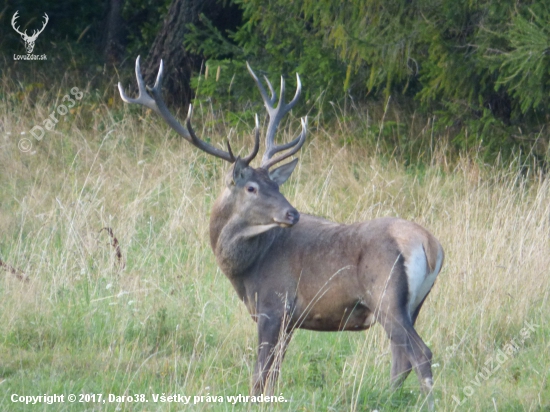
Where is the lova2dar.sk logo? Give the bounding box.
[11,10,48,60]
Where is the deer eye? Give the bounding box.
[246,185,257,194]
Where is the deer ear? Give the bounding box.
[269,158,299,186]
[232,158,248,185]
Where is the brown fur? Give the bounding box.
[388,220,441,273]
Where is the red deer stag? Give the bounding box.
[118,57,444,409]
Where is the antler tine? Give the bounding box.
[262,117,308,170]
[242,114,261,164]
[118,56,237,163]
[247,62,275,107]
[288,72,302,110]
[117,56,160,114]
[263,76,277,104]
[145,59,194,141]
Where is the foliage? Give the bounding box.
[121,0,173,57]
[1,0,549,164]
[183,0,550,163]
[184,1,346,115]
[490,5,550,116]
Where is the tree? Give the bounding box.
[142,0,217,107]
[103,0,125,64]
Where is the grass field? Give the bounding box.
[0,77,548,411]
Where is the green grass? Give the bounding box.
[0,78,548,411]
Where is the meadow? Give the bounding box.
[0,73,548,411]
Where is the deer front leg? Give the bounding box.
[252,313,293,395]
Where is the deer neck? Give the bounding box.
[209,190,233,252]
[209,193,279,278]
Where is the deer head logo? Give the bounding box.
[11,11,49,54]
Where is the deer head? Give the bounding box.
[11,11,49,54]
[118,57,307,238]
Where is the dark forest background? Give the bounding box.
[1,0,549,165]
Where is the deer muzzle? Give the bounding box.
[274,207,300,228]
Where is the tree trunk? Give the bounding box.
[143,0,213,108]
[103,0,124,64]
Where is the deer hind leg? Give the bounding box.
[380,313,434,410]
[390,340,413,389]
[390,289,432,388]
[252,313,293,395]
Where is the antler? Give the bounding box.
[246,62,307,170]
[118,56,260,164]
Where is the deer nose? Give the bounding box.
[285,208,300,225]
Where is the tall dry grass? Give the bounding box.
[0,81,548,411]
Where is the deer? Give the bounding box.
[11,11,49,54]
[118,57,444,410]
